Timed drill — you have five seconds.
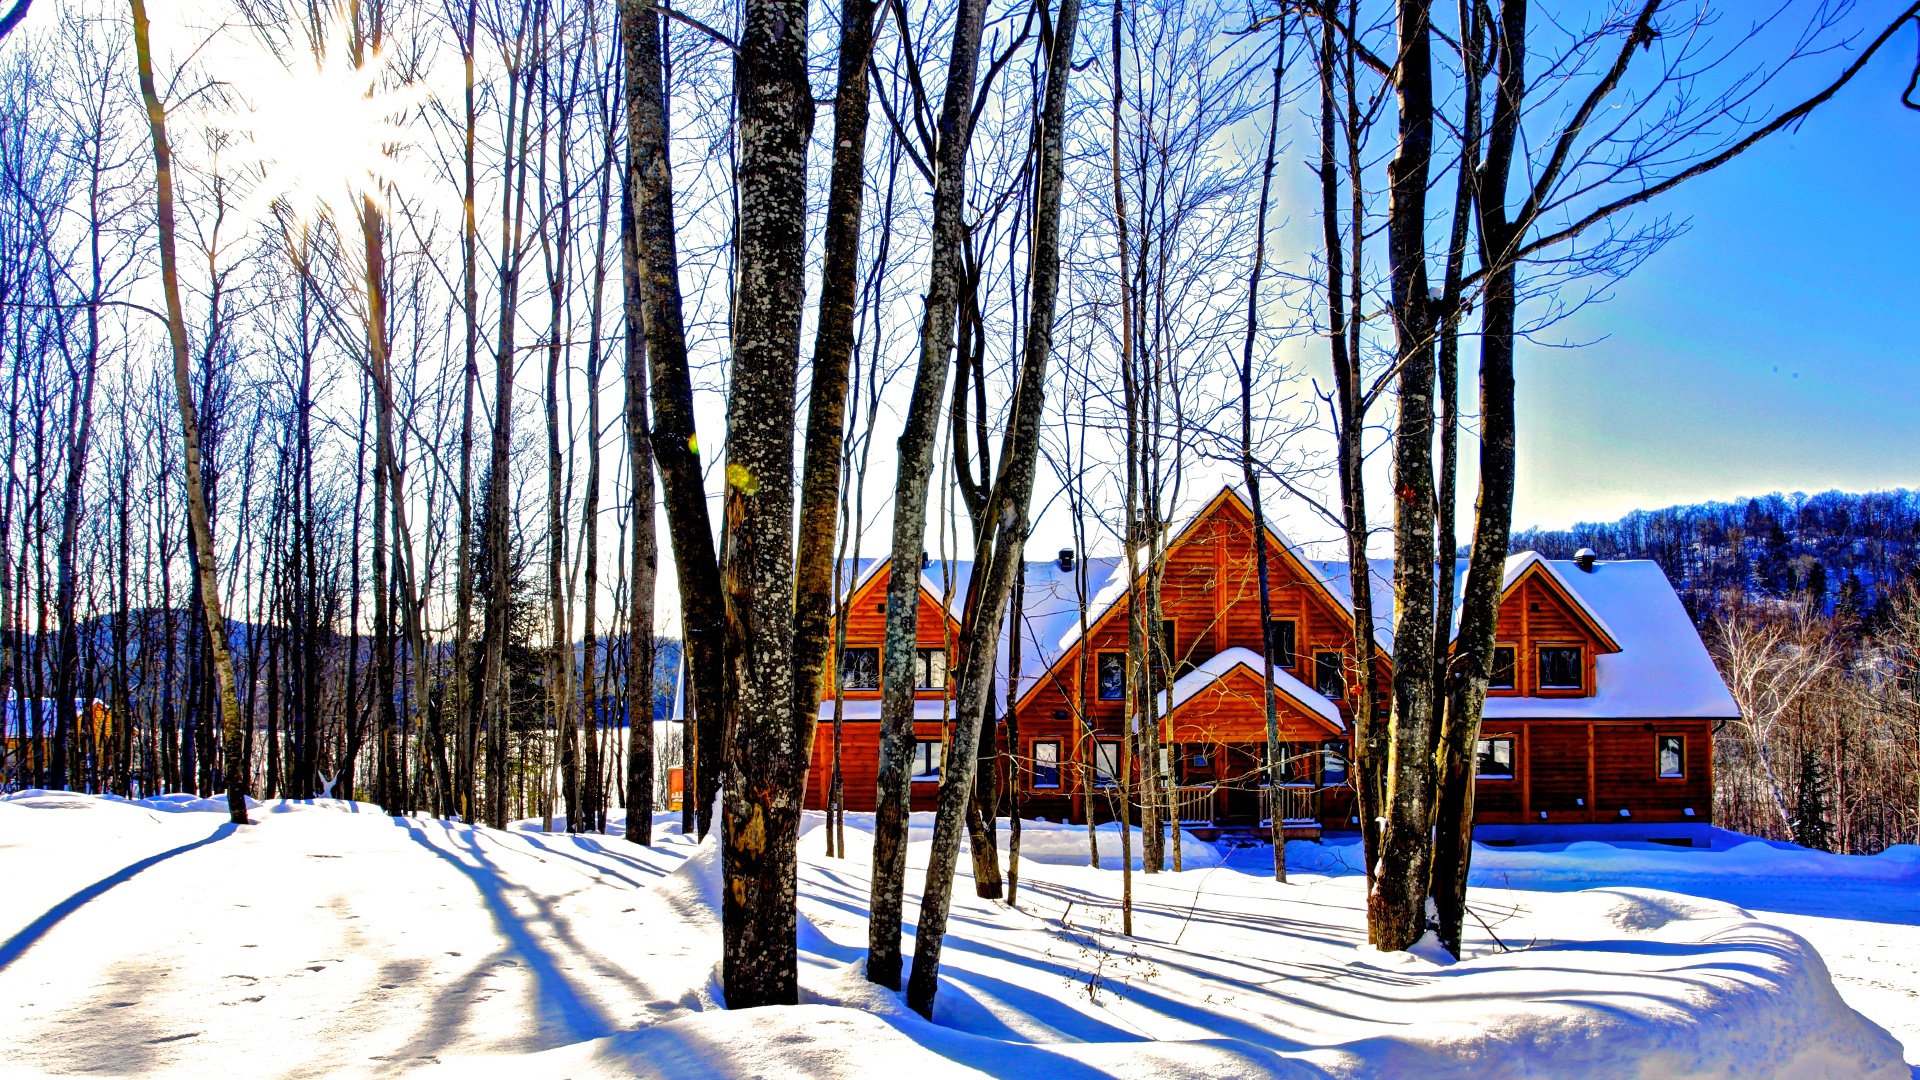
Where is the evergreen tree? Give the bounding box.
[1835,571,1867,625]
[1792,745,1831,852]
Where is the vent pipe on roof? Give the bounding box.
[1574,547,1598,572]
[921,550,931,569]
[1057,548,1075,573]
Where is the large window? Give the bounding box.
[915,648,948,689]
[1266,619,1297,669]
[1314,651,1346,699]
[910,740,943,782]
[1032,741,1061,789]
[1321,741,1348,785]
[1092,740,1121,787]
[1538,646,1583,689]
[1489,646,1517,690]
[840,647,879,690]
[1476,736,1516,779]
[1658,735,1685,779]
[1097,652,1127,701]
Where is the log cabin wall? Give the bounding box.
[803,560,968,813]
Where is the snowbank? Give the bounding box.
[0,795,1904,1078]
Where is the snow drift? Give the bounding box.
[0,791,1904,1078]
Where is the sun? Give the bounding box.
[215,5,427,225]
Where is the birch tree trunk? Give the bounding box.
[130,0,248,825]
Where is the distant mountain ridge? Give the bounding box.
[1507,489,1920,627]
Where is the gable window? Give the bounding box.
[1265,619,1297,669]
[1314,651,1346,700]
[840,647,880,690]
[1092,740,1121,787]
[1489,646,1517,690]
[915,648,948,689]
[1097,652,1127,701]
[1538,646,1583,690]
[1476,736,1516,779]
[1032,741,1061,789]
[910,740,943,782]
[1658,735,1685,779]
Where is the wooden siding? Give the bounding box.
[1476,718,1714,825]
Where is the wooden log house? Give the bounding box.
[787,488,1737,840]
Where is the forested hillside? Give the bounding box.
[1511,489,1920,628]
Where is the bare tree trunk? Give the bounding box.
[484,21,535,829]
[790,0,878,771]
[130,0,248,825]
[453,0,480,824]
[719,0,813,1008]
[867,0,988,992]
[622,174,658,846]
[1240,48,1286,883]
[620,0,725,840]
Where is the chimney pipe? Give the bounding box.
[1057,548,1075,573]
[1574,547,1598,573]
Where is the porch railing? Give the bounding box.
[1174,784,1217,825]
[1261,784,1321,825]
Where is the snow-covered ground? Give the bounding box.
[0,790,1912,1078]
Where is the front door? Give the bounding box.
[1220,742,1264,825]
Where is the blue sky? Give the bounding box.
[1507,40,1920,529]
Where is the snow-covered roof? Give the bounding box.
[1153,646,1345,732]
[1306,557,1397,653]
[1471,558,1739,719]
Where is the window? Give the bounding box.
[1266,619,1297,668]
[1658,735,1685,779]
[1092,740,1121,787]
[1539,646,1583,689]
[1476,736,1516,779]
[910,740,943,782]
[1032,741,1061,789]
[915,648,948,689]
[1097,652,1127,701]
[840,647,879,690]
[1321,741,1348,785]
[1489,646,1517,690]
[1314,651,1346,699]
[1159,620,1193,679]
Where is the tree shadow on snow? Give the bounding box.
[0,823,236,974]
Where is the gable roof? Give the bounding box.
[1467,558,1738,719]
[1481,551,1624,653]
[1016,487,1392,712]
[1153,647,1346,733]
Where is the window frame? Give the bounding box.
[1657,733,1686,780]
[1096,651,1128,702]
[1487,644,1518,693]
[1265,619,1297,669]
[1031,740,1062,789]
[1313,650,1346,700]
[1475,735,1517,780]
[1091,739,1121,788]
[910,739,944,783]
[1536,644,1585,693]
[839,646,880,691]
[915,647,948,690]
